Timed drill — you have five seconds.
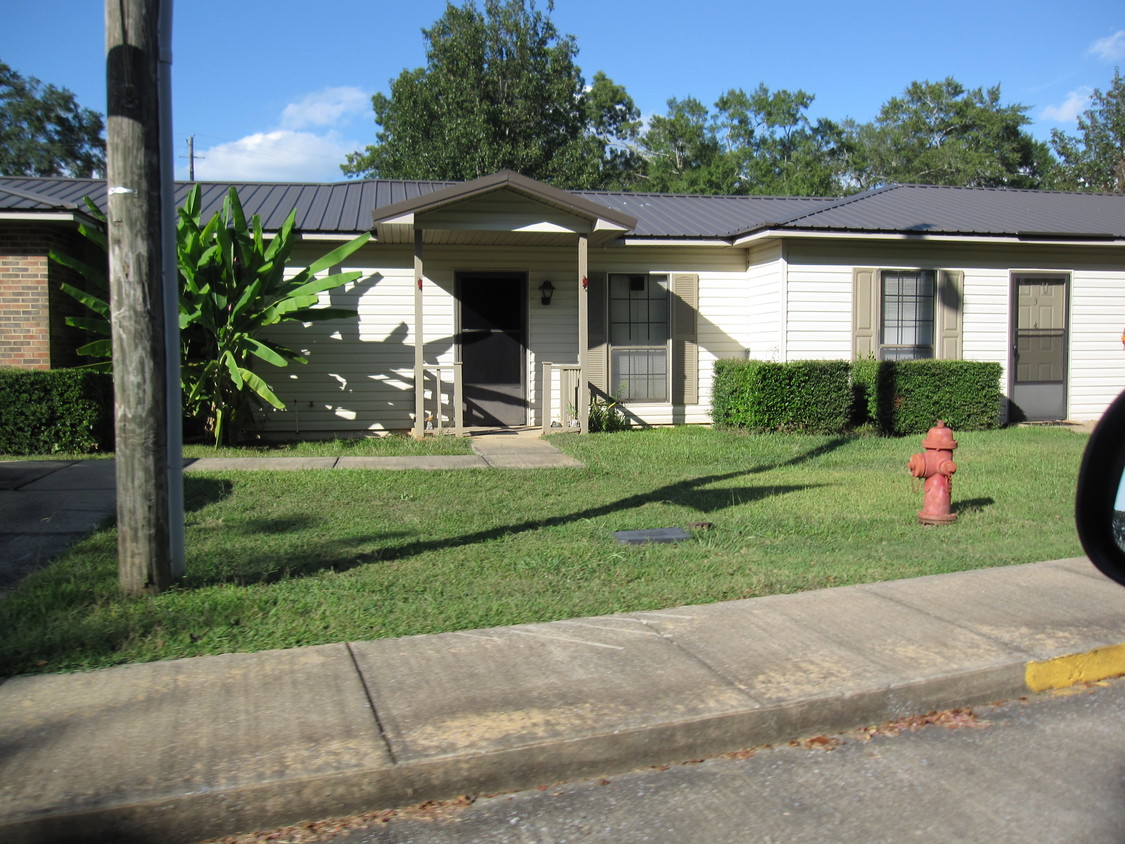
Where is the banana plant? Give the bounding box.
[52,185,371,445]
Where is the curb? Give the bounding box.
[6,646,1123,844]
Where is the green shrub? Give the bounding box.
[712,359,852,433]
[853,359,1002,435]
[588,393,629,433]
[0,368,113,454]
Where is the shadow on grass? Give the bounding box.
[131,436,849,590]
[181,525,412,587]
[185,436,852,587]
[954,497,995,515]
[184,476,234,511]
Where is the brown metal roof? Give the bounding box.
[575,190,837,238]
[2,175,1124,241]
[774,183,1125,239]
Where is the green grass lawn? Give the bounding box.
[0,426,1087,677]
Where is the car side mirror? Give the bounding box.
[1076,388,1125,586]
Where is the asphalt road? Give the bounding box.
[223,676,1125,844]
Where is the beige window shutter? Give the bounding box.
[585,272,608,392]
[938,270,964,359]
[852,268,878,358]
[671,273,699,406]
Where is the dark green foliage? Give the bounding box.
[845,77,1049,190]
[0,368,112,454]
[342,0,640,189]
[637,86,849,196]
[716,358,1002,436]
[1049,68,1125,193]
[711,360,852,433]
[0,61,105,177]
[852,359,1002,435]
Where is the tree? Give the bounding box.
[638,96,736,194]
[847,78,1048,190]
[0,60,105,177]
[714,85,848,195]
[1050,69,1125,192]
[341,0,637,189]
[53,186,371,445]
[636,87,847,196]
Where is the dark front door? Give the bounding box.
[1011,275,1069,421]
[458,272,526,426]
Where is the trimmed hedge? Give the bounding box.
[712,359,852,433]
[0,369,114,454]
[715,358,1003,436]
[852,359,1002,435]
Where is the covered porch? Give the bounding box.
[368,170,637,437]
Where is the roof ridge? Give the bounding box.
[0,182,82,209]
[890,182,1125,199]
[576,188,839,202]
[765,183,904,227]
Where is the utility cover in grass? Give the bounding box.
[614,528,691,545]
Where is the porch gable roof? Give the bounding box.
[369,169,638,245]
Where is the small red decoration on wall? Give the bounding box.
[581,276,588,290]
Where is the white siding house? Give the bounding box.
[2,172,1124,434]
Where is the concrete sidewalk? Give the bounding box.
[181,428,585,472]
[0,459,117,596]
[3,556,1125,843]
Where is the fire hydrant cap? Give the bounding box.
[922,420,958,450]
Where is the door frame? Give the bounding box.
[455,270,529,426]
[1009,272,1071,422]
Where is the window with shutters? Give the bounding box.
[853,267,962,362]
[880,269,935,360]
[609,273,669,401]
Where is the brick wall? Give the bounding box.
[0,222,90,369]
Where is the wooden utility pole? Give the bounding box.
[106,0,182,595]
[181,134,204,181]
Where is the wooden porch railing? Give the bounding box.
[421,363,464,437]
[541,362,583,435]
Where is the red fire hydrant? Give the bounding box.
[907,421,958,525]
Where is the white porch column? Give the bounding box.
[577,233,589,434]
[413,229,425,438]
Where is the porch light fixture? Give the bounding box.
[539,279,555,306]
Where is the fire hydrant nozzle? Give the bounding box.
[908,420,959,525]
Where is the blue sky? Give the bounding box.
[3,1,1123,183]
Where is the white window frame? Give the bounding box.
[608,272,670,403]
[879,269,935,361]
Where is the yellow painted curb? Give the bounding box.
[1025,643,1125,692]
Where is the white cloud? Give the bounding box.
[1089,30,1125,62]
[1040,88,1091,123]
[182,87,374,182]
[280,87,370,131]
[194,130,355,182]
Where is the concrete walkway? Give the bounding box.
[180,428,584,472]
[3,557,1125,843]
[0,459,117,596]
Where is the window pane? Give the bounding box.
[881,270,934,352]
[611,348,667,401]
